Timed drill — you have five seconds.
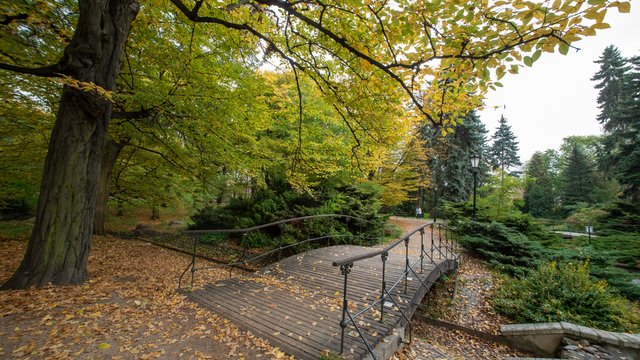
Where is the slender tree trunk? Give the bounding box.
[94,138,127,235]
[2,0,139,289]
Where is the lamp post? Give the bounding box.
[470,154,480,219]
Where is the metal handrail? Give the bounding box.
[332,221,460,359]
[185,214,368,234]
[332,222,435,266]
[178,214,380,289]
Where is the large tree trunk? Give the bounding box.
[94,138,127,235]
[1,0,139,289]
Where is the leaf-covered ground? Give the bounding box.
[388,218,531,360]
[0,236,289,359]
[395,257,532,359]
[2,218,528,359]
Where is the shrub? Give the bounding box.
[494,260,640,332]
[456,220,548,276]
[189,180,389,251]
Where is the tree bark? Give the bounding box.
[2,0,139,289]
[94,138,127,235]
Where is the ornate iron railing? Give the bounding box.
[178,214,380,289]
[332,221,460,359]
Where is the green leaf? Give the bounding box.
[531,50,542,63]
[559,43,570,55]
[523,56,533,67]
[97,343,111,350]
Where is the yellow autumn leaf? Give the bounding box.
[97,342,111,350]
[618,2,630,13]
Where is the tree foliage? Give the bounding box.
[523,151,556,217]
[594,48,640,201]
[488,115,521,174]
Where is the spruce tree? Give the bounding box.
[562,145,596,207]
[592,45,629,131]
[524,151,556,217]
[489,115,522,174]
[593,46,640,202]
[418,111,489,217]
[608,55,640,201]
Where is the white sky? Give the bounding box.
[478,6,640,163]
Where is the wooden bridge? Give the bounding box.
[183,218,459,359]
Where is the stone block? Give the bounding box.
[560,321,582,337]
[576,325,601,342]
[616,333,640,349]
[533,322,563,334]
[594,329,619,347]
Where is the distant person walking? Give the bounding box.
[416,207,422,219]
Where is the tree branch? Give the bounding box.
[0,62,66,78]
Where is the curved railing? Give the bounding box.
[332,221,460,359]
[178,214,381,289]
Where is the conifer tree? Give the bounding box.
[607,55,640,201]
[562,145,596,206]
[438,112,489,203]
[489,115,522,174]
[523,151,556,217]
[418,111,489,217]
[592,45,629,131]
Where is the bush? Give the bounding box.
[494,260,640,332]
[456,220,548,276]
[189,180,389,251]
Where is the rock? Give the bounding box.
[169,220,185,226]
[564,338,579,346]
[579,339,591,347]
[592,345,606,352]
[584,346,599,354]
[565,345,580,351]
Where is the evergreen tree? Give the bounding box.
[489,115,522,174]
[523,151,556,217]
[439,111,489,202]
[608,55,640,201]
[418,111,489,217]
[592,45,629,131]
[562,145,597,207]
[488,115,522,214]
[592,46,640,202]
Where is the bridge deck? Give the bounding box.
[188,240,456,359]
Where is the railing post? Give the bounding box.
[339,262,353,354]
[404,237,409,294]
[444,226,449,259]
[190,235,198,288]
[419,227,425,273]
[241,232,248,260]
[438,224,443,259]
[380,252,388,322]
[278,225,283,261]
[430,223,434,261]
